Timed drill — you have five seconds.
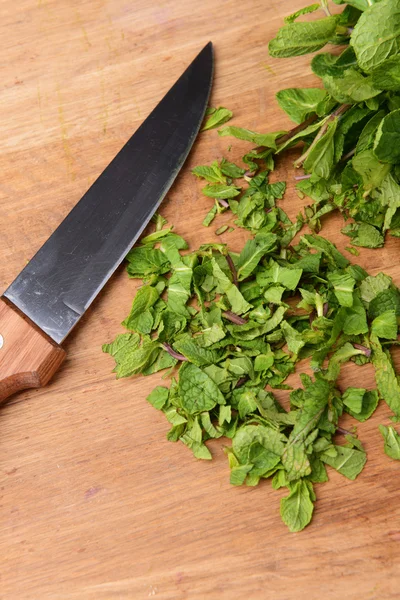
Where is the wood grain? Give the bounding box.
[1,0,400,598]
[0,298,65,402]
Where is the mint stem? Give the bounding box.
[162,343,188,361]
[294,104,351,168]
[222,311,248,325]
[276,114,318,147]
[226,254,238,286]
[321,0,331,16]
[336,426,352,436]
[341,147,356,162]
[352,343,371,357]
[294,174,311,181]
[235,377,247,388]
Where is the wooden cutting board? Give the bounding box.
[1,0,400,598]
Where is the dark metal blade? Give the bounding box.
[4,43,213,344]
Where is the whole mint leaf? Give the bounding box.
[373,109,400,163]
[311,46,358,77]
[276,88,328,124]
[370,56,400,91]
[269,16,338,58]
[280,480,314,533]
[351,0,400,73]
[323,68,380,104]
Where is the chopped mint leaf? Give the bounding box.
[344,388,379,422]
[321,445,367,480]
[371,334,400,417]
[179,362,225,414]
[215,225,229,235]
[379,424,400,460]
[202,183,241,200]
[202,106,233,131]
[371,311,398,340]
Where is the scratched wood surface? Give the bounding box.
[1,0,400,598]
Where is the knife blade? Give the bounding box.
[0,42,214,402]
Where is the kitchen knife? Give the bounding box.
[0,42,213,403]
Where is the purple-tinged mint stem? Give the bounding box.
[162,343,188,361]
[226,254,238,287]
[323,302,329,317]
[218,199,229,208]
[336,426,353,436]
[222,311,248,325]
[235,377,247,388]
[353,343,371,357]
[294,174,311,181]
[309,310,316,326]
[244,170,254,178]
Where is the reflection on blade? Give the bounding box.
[4,43,213,344]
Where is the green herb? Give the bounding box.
[215,225,229,235]
[203,107,233,131]
[280,480,314,533]
[104,0,400,533]
[251,0,400,248]
[268,16,339,58]
[321,445,367,480]
[104,211,400,532]
[379,424,400,460]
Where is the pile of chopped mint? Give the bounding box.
[104,0,400,532]
[104,214,400,532]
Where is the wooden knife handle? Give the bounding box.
[0,297,66,403]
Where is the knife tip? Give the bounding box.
[201,41,214,61]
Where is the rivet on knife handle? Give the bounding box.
[0,298,66,403]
